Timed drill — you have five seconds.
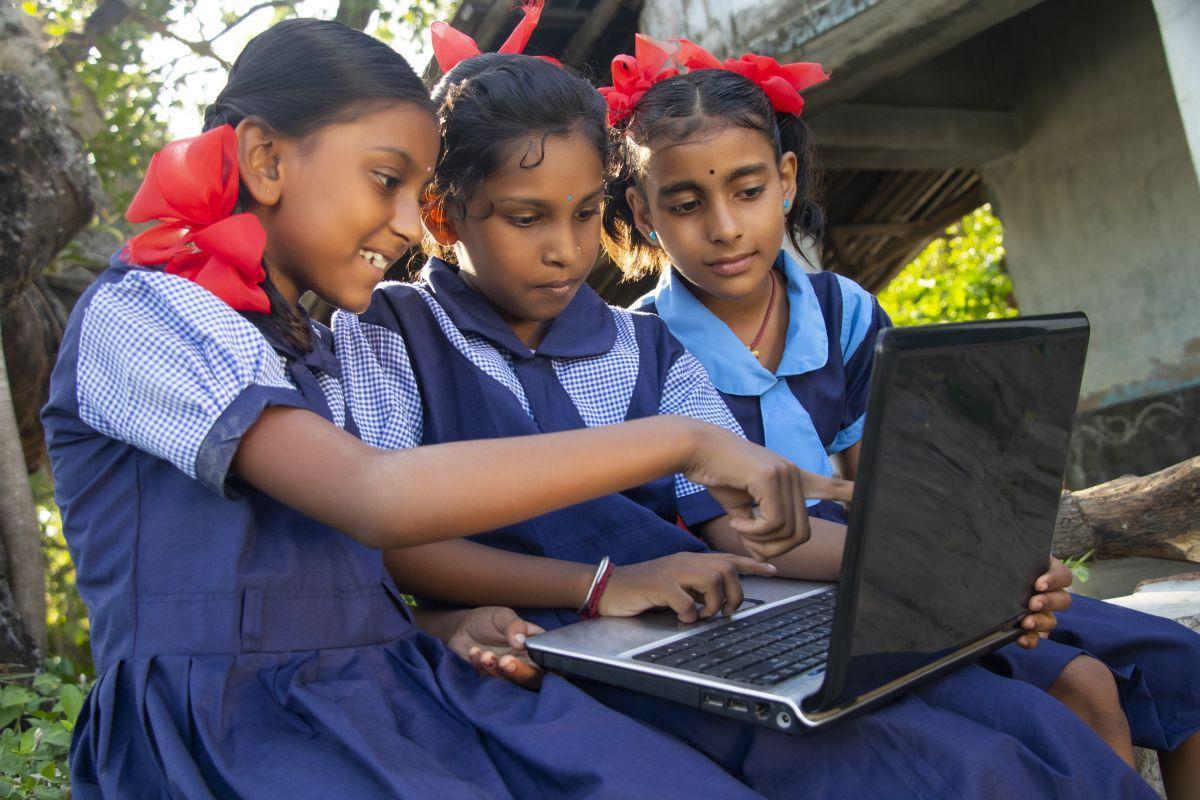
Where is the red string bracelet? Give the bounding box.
[580,560,616,620]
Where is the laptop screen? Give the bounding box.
[825,318,1089,708]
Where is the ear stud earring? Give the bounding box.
[783,198,791,211]
[649,231,658,243]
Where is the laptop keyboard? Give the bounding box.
[633,590,835,686]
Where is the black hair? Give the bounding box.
[202,18,432,351]
[425,53,607,261]
[602,68,824,280]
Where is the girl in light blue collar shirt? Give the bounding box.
[607,54,1200,793]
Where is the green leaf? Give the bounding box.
[0,707,21,731]
[57,686,82,727]
[38,725,70,750]
[0,687,35,710]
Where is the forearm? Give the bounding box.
[385,540,593,609]
[234,408,705,549]
[835,442,861,482]
[699,515,846,581]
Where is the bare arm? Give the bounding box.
[234,407,853,551]
[835,442,861,482]
[386,541,593,609]
[698,514,847,581]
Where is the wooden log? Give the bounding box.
[1054,456,1200,564]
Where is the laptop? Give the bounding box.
[527,312,1091,733]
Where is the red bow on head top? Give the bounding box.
[675,39,828,116]
[125,125,269,314]
[599,34,678,126]
[432,0,559,73]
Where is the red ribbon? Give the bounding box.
[431,0,559,73]
[675,39,828,116]
[125,125,269,314]
[598,34,679,126]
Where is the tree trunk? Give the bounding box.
[0,321,41,667]
[1054,456,1200,563]
[0,3,102,664]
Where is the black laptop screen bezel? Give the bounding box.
[806,312,1090,714]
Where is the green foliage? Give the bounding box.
[0,658,91,799]
[29,474,92,677]
[1062,549,1094,584]
[877,205,1018,327]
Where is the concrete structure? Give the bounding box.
[641,0,1200,488]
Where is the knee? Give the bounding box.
[1049,656,1125,730]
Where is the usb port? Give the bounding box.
[703,692,726,709]
[728,699,749,714]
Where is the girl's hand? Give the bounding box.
[600,552,778,623]
[444,606,546,689]
[1017,558,1073,649]
[682,422,854,562]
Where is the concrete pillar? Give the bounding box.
[1153,0,1200,195]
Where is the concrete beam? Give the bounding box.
[563,0,625,66]
[808,104,1021,169]
[743,0,1047,112]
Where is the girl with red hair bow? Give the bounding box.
[41,17,844,799]
[608,39,1200,797]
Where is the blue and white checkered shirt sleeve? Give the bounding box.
[659,350,745,521]
[76,270,303,496]
[331,309,424,450]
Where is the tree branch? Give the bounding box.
[335,0,380,31]
[132,11,232,71]
[54,0,133,66]
[210,1,295,44]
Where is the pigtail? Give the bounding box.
[776,111,825,253]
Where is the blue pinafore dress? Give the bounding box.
[335,259,1157,799]
[41,258,772,800]
[638,251,1200,756]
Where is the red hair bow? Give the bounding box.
[676,39,828,116]
[599,34,678,126]
[432,0,557,73]
[125,125,269,314]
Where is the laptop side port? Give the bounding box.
[754,701,770,721]
[728,699,749,714]
[703,692,726,709]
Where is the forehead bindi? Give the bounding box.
[646,126,776,187]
